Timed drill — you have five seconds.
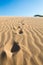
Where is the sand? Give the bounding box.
[0,17,43,65]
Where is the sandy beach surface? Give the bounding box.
[0,17,43,65]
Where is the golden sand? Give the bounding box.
[0,17,43,65]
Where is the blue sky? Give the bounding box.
[0,0,43,16]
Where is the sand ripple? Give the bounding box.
[0,17,43,65]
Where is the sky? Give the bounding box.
[0,0,43,16]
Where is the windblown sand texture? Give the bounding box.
[0,17,43,65]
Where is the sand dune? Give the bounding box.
[0,17,43,65]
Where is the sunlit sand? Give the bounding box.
[0,17,43,65]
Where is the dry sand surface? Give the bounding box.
[0,17,43,65]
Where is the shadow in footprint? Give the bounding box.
[18,26,21,28]
[22,23,24,25]
[19,29,23,34]
[11,41,20,53]
[1,51,7,60]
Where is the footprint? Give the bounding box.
[18,26,21,28]
[1,51,7,59]
[11,41,20,53]
[19,29,23,34]
[22,23,24,25]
